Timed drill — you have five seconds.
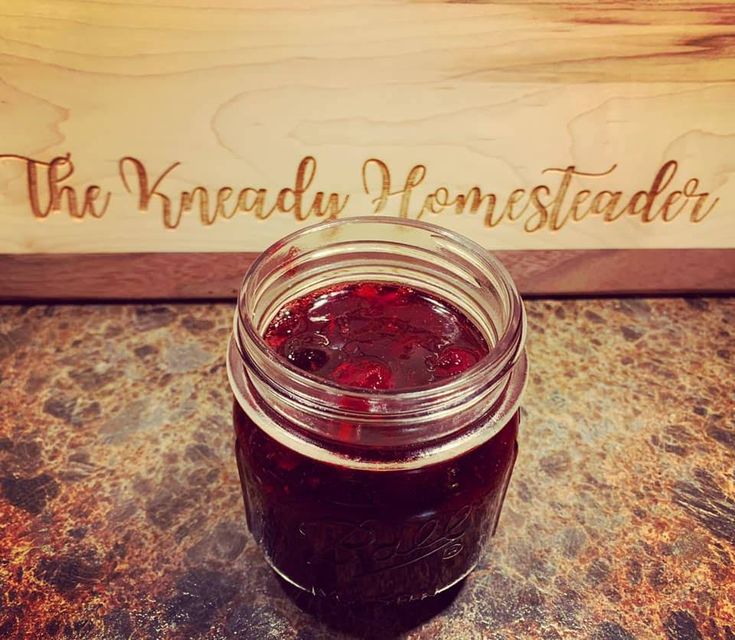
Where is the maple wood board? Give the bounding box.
[1,1,734,298]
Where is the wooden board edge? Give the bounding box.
[0,249,733,301]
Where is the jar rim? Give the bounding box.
[235,216,525,402]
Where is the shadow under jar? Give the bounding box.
[227,217,527,604]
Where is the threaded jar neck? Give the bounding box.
[228,217,527,467]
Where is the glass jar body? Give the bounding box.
[234,401,519,603]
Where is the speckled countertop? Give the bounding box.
[0,298,733,640]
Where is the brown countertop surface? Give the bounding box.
[0,298,733,639]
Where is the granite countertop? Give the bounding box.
[0,298,733,640]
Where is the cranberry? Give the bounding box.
[435,347,480,378]
[264,310,305,351]
[354,282,380,299]
[286,347,329,372]
[332,358,394,390]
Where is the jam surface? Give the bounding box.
[235,281,518,603]
[263,282,489,389]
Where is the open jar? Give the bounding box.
[226,217,527,604]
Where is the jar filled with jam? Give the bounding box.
[227,217,527,604]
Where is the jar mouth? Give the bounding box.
[234,216,525,406]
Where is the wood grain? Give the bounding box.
[1,1,734,295]
[1,250,732,300]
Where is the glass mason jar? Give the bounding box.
[226,217,527,604]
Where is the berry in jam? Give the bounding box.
[234,281,519,603]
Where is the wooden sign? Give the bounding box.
[1,0,734,299]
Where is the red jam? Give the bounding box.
[263,282,489,389]
[233,282,519,603]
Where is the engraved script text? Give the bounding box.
[0,153,720,233]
